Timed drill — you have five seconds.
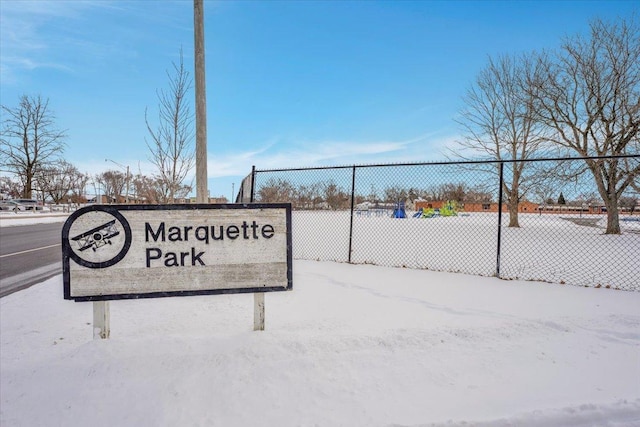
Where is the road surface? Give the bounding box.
[0,222,63,297]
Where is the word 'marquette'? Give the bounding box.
[145,220,275,244]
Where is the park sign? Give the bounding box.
[62,204,292,301]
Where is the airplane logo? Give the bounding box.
[71,220,120,252]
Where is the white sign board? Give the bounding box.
[63,204,292,301]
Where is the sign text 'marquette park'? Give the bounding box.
[143,220,276,267]
[62,204,292,301]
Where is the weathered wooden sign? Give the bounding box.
[62,204,292,301]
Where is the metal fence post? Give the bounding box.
[250,165,256,203]
[496,161,504,278]
[348,166,356,264]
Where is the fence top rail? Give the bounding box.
[253,154,639,173]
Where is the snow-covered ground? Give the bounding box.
[0,211,70,226]
[293,211,640,290]
[1,212,639,426]
[1,262,639,426]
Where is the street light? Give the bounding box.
[105,159,130,204]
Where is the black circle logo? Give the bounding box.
[63,206,132,269]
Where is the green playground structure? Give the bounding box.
[440,201,458,216]
[413,201,459,218]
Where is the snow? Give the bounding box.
[0,211,69,227]
[1,214,639,426]
[293,211,640,290]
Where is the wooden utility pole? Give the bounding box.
[194,0,208,203]
[194,0,265,331]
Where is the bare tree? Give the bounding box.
[34,160,85,204]
[96,170,126,203]
[257,178,295,203]
[295,183,323,209]
[0,176,22,199]
[454,54,551,227]
[422,184,443,201]
[1,95,66,198]
[529,17,640,233]
[131,173,189,204]
[465,185,494,203]
[324,182,349,210]
[150,177,191,204]
[439,183,467,202]
[384,186,408,204]
[619,196,637,214]
[69,170,90,205]
[132,174,159,204]
[145,49,195,203]
[530,180,557,214]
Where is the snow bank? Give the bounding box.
[0,212,69,227]
[2,261,639,426]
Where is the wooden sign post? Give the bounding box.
[93,301,110,339]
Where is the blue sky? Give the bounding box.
[1,0,637,199]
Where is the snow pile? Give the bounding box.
[1,260,639,426]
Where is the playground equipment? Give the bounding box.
[413,201,459,218]
[440,201,458,216]
[392,201,407,218]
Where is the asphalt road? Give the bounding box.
[0,222,63,297]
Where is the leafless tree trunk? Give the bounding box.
[453,54,551,227]
[0,95,66,198]
[145,49,195,204]
[529,17,640,234]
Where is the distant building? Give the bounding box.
[414,200,605,214]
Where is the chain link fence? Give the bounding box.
[242,155,639,291]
